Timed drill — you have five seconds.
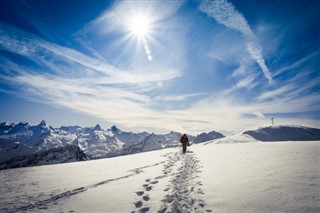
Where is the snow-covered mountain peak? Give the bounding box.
[59,125,82,133]
[194,131,225,143]
[38,120,47,127]
[8,122,30,134]
[0,122,14,134]
[0,122,14,128]
[110,125,121,134]
[93,124,102,131]
[167,131,181,136]
[31,120,50,134]
[243,125,320,141]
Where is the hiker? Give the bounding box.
[180,133,189,154]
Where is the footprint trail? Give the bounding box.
[132,151,212,213]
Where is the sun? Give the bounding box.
[128,14,151,38]
[125,13,154,60]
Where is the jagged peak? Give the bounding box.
[0,122,15,130]
[72,138,79,146]
[110,125,121,133]
[94,124,102,131]
[39,120,47,126]
[18,121,29,126]
[1,122,14,126]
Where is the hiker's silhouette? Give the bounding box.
[180,133,189,154]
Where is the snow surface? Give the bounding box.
[1,138,319,213]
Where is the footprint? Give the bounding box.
[135,201,143,208]
[163,196,174,203]
[155,175,166,179]
[199,201,206,208]
[189,198,196,206]
[150,180,158,185]
[136,191,144,196]
[145,179,150,182]
[143,184,149,187]
[145,186,152,191]
[39,206,48,210]
[197,189,204,194]
[143,195,149,201]
[138,207,150,213]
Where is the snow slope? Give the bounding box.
[244,125,320,141]
[0,144,89,170]
[1,139,319,213]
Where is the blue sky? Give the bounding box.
[0,0,319,135]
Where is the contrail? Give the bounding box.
[199,0,272,84]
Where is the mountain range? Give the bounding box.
[1,121,319,170]
[0,120,224,169]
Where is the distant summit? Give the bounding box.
[194,131,225,143]
[8,122,30,134]
[94,124,102,131]
[110,125,121,134]
[39,120,47,127]
[0,122,14,131]
[244,125,320,141]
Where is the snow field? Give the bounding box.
[0,148,170,212]
[194,142,320,213]
[1,141,319,213]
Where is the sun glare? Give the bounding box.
[129,15,151,37]
[126,13,154,61]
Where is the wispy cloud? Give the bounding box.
[1,1,319,135]
[155,93,207,102]
[77,0,186,69]
[273,52,319,77]
[199,0,272,84]
[0,24,182,84]
[235,75,257,90]
[0,23,185,131]
[257,68,320,102]
[82,0,184,35]
[1,23,318,134]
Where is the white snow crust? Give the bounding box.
[1,139,319,213]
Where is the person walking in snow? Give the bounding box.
[180,133,189,154]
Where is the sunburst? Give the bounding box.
[128,14,151,38]
[126,13,154,61]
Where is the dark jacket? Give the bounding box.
[180,134,189,143]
